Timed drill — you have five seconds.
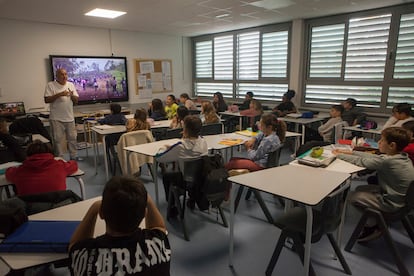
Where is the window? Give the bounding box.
[193,23,291,102]
[304,4,414,112]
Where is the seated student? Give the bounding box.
[317,104,344,143]
[333,127,414,242]
[341,98,366,126]
[0,118,26,164]
[200,101,220,124]
[126,108,151,132]
[213,91,228,113]
[170,105,188,129]
[272,89,297,117]
[383,102,414,129]
[69,176,170,275]
[165,94,179,119]
[5,140,78,196]
[240,99,263,128]
[238,91,254,111]
[157,115,208,212]
[148,98,167,121]
[179,93,197,110]
[225,114,286,172]
[97,103,126,125]
[402,120,414,165]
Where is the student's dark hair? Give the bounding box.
[176,105,189,121]
[180,93,190,100]
[402,121,414,138]
[246,91,254,98]
[332,104,344,114]
[102,176,147,233]
[134,108,148,122]
[26,140,53,156]
[151,98,167,116]
[285,89,296,100]
[261,113,287,142]
[345,98,357,108]
[184,115,202,138]
[167,94,176,101]
[381,127,411,152]
[110,103,122,114]
[393,103,412,115]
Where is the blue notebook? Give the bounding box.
[0,220,80,253]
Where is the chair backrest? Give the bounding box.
[333,121,349,143]
[313,182,350,241]
[182,158,204,184]
[166,128,183,139]
[116,130,154,174]
[17,190,82,215]
[200,123,223,135]
[405,180,414,209]
[266,145,283,168]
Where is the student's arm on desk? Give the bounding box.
[335,150,383,170]
[145,195,167,234]
[69,200,101,251]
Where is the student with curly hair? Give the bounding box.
[200,101,220,124]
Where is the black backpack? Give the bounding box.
[201,154,230,208]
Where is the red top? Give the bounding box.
[5,153,78,195]
[403,143,414,165]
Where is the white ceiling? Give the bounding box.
[0,0,412,37]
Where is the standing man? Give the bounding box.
[45,68,81,160]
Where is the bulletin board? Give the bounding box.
[134,59,173,98]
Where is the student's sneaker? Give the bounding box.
[357,225,383,243]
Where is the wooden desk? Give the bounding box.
[124,133,250,205]
[0,197,104,271]
[228,165,350,276]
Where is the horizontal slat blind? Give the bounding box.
[305,84,381,107]
[309,24,345,78]
[237,83,288,101]
[387,87,414,107]
[345,14,391,79]
[214,35,233,80]
[195,41,212,78]
[194,82,233,98]
[237,32,259,80]
[394,13,414,79]
[262,31,288,78]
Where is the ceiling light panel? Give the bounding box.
[85,8,126,19]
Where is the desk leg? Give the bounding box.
[93,131,98,175]
[229,182,235,267]
[239,117,243,131]
[301,124,306,145]
[152,161,159,206]
[75,176,86,200]
[304,205,313,276]
[102,135,109,181]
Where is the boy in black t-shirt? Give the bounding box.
[69,176,171,275]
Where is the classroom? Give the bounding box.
[0,0,414,275]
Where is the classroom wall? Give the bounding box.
[0,19,192,112]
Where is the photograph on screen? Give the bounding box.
[50,56,129,104]
[0,102,26,117]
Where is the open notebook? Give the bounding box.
[0,220,80,253]
[296,148,336,167]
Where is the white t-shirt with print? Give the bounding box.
[44,81,78,122]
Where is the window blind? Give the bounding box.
[195,41,212,78]
[262,31,289,78]
[214,35,233,80]
[393,13,414,79]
